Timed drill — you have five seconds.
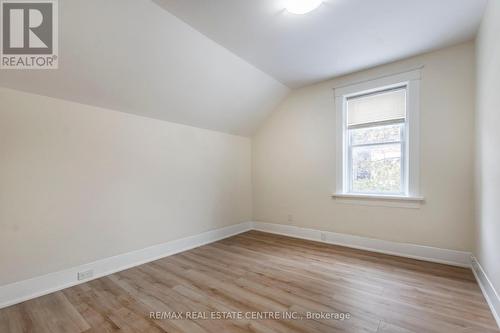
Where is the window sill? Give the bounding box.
[331,193,424,208]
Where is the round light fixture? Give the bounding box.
[285,0,323,15]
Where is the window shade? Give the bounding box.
[347,88,406,127]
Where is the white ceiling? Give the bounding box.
[155,0,488,88]
[0,0,288,136]
[0,0,488,135]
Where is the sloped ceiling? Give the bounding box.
[156,0,488,88]
[0,0,488,135]
[0,0,289,136]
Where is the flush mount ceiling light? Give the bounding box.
[285,0,323,15]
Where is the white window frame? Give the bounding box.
[334,69,423,203]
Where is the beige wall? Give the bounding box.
[475,0,500,298]
[0,40,482,288]
[253,42,476,251]
[0,88,252,286]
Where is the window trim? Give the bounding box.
[334,69,422,202]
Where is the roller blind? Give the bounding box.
[347,88,406,127]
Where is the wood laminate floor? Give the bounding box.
[0,231,498,333]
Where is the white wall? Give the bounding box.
[253,42,476,251]
[0,88,252,286]
[475,0,500,302]
[0,40,483,291]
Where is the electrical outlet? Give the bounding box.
[471,257,478,269]
[287,214,293,222]
[320,233,327,241]
[77,270,94,281]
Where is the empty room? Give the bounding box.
[1,0,499,332]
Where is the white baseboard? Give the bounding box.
[253,222,472,268]
[0,221,477,310]
[471,256,500,328]
[0,222,252,310]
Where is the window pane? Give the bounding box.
[347,88,406,127]
[350,124,402,146]
[351,143,402,194]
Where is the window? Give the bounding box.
[347,88,406,195]
[335,70,422,200]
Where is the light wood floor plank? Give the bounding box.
[0,231,498,333]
